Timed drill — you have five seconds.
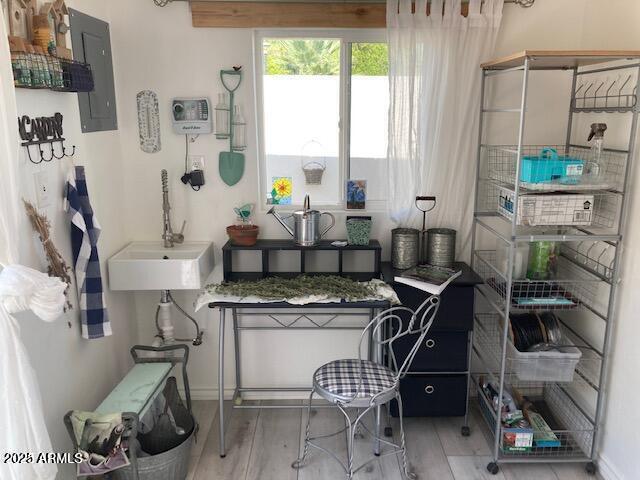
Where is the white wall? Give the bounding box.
[7,1,136,478]
[7,0,640,478]
[104,0,401,403]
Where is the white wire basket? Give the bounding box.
[301,140,326,185]
[475,377,594,459]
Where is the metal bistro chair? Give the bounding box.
[292,294,440,479]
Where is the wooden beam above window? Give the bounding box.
[191,1,389,28]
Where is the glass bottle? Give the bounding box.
[586,123,607,179]
[232,105,246,151]
[215,93,230,139]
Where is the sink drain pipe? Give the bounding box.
[153,290,204,347]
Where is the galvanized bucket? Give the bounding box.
[426,228,456,267]
[112,422,195,480]
[391,228,420,269]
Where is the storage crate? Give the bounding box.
[476,378,594,458]
[476,382,534,453]
[475,313,583,383]
[520,148,584,184]
[497,186,594,226]
[506,336,582,383]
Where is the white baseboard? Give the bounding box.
[598,454,622,480]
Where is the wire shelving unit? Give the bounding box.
[467,50,640,476]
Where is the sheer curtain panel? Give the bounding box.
[0,9,66,480]
[386,0,504,259]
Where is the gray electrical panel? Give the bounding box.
[69,9,117,132]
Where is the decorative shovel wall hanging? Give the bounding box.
[216,67,246,186]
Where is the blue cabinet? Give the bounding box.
[383,262,481,417]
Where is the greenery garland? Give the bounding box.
[206,275,380,301]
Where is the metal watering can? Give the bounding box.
[267,195,335,246]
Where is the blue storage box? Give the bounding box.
[520,147,584,184]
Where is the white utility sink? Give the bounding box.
[108,241,215,291]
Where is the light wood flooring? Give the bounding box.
[187,400,600,480]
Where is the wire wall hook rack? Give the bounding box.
[18,112,76,164]
[572,70,639,113]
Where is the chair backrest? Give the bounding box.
[347,295,440,403]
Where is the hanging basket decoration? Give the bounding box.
[301,140,326,185]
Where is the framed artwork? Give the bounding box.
[268,177,292,205]
[346,180,367,210]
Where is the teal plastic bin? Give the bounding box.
[520,147,584,184]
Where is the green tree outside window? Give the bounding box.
[264,40,388,76]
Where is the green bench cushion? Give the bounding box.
[96,363,173,417]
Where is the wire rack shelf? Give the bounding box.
[474,376,594,461]
[483,144,628,193]
[474,313,601,390]
[473,250,605,316]
[469,54,639,476]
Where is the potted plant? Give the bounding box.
[226,203,259,246]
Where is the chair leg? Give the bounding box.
[292,390,315,469]
[337,405,355,480]
[354,408,364,439]
[396,393,416,480]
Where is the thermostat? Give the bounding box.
[171,98,212,134]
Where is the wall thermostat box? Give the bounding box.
[171,98,212,134]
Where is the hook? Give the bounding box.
[63,144,76,158]
[573,241,585,258]
[593,79,606,108]
[618,75,632,107]
[26,144,43,165]
[605,76,619,109]
[596,246,609,276]
[39,143,54,162]
[52,140,65,160]
[573,83,584,109]
[585,242,597,265]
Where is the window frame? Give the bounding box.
[253,28,388,212]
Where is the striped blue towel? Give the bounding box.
[65,166,111,339]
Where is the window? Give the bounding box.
[255,31,389,208]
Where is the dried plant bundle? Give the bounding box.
[23,200,73,312]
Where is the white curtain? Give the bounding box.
[387,0,503,260]
[0,9,66,480]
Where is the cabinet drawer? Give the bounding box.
[390,374,468,417]
[393,284,474,331]
[393,331,469,372]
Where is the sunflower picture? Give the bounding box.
[268,177,293,205]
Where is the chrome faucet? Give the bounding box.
[161,169,186,248]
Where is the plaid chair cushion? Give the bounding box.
[314,359,396,399]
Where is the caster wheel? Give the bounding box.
[384,426,393,437]
[220,454,226,459]
[461,426,471,437]
[486,462,499,475]
[585,462,597,476]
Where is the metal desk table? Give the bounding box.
[208,299,391,457]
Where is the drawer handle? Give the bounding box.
[425,338,436,348]
[424,385,435,394]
